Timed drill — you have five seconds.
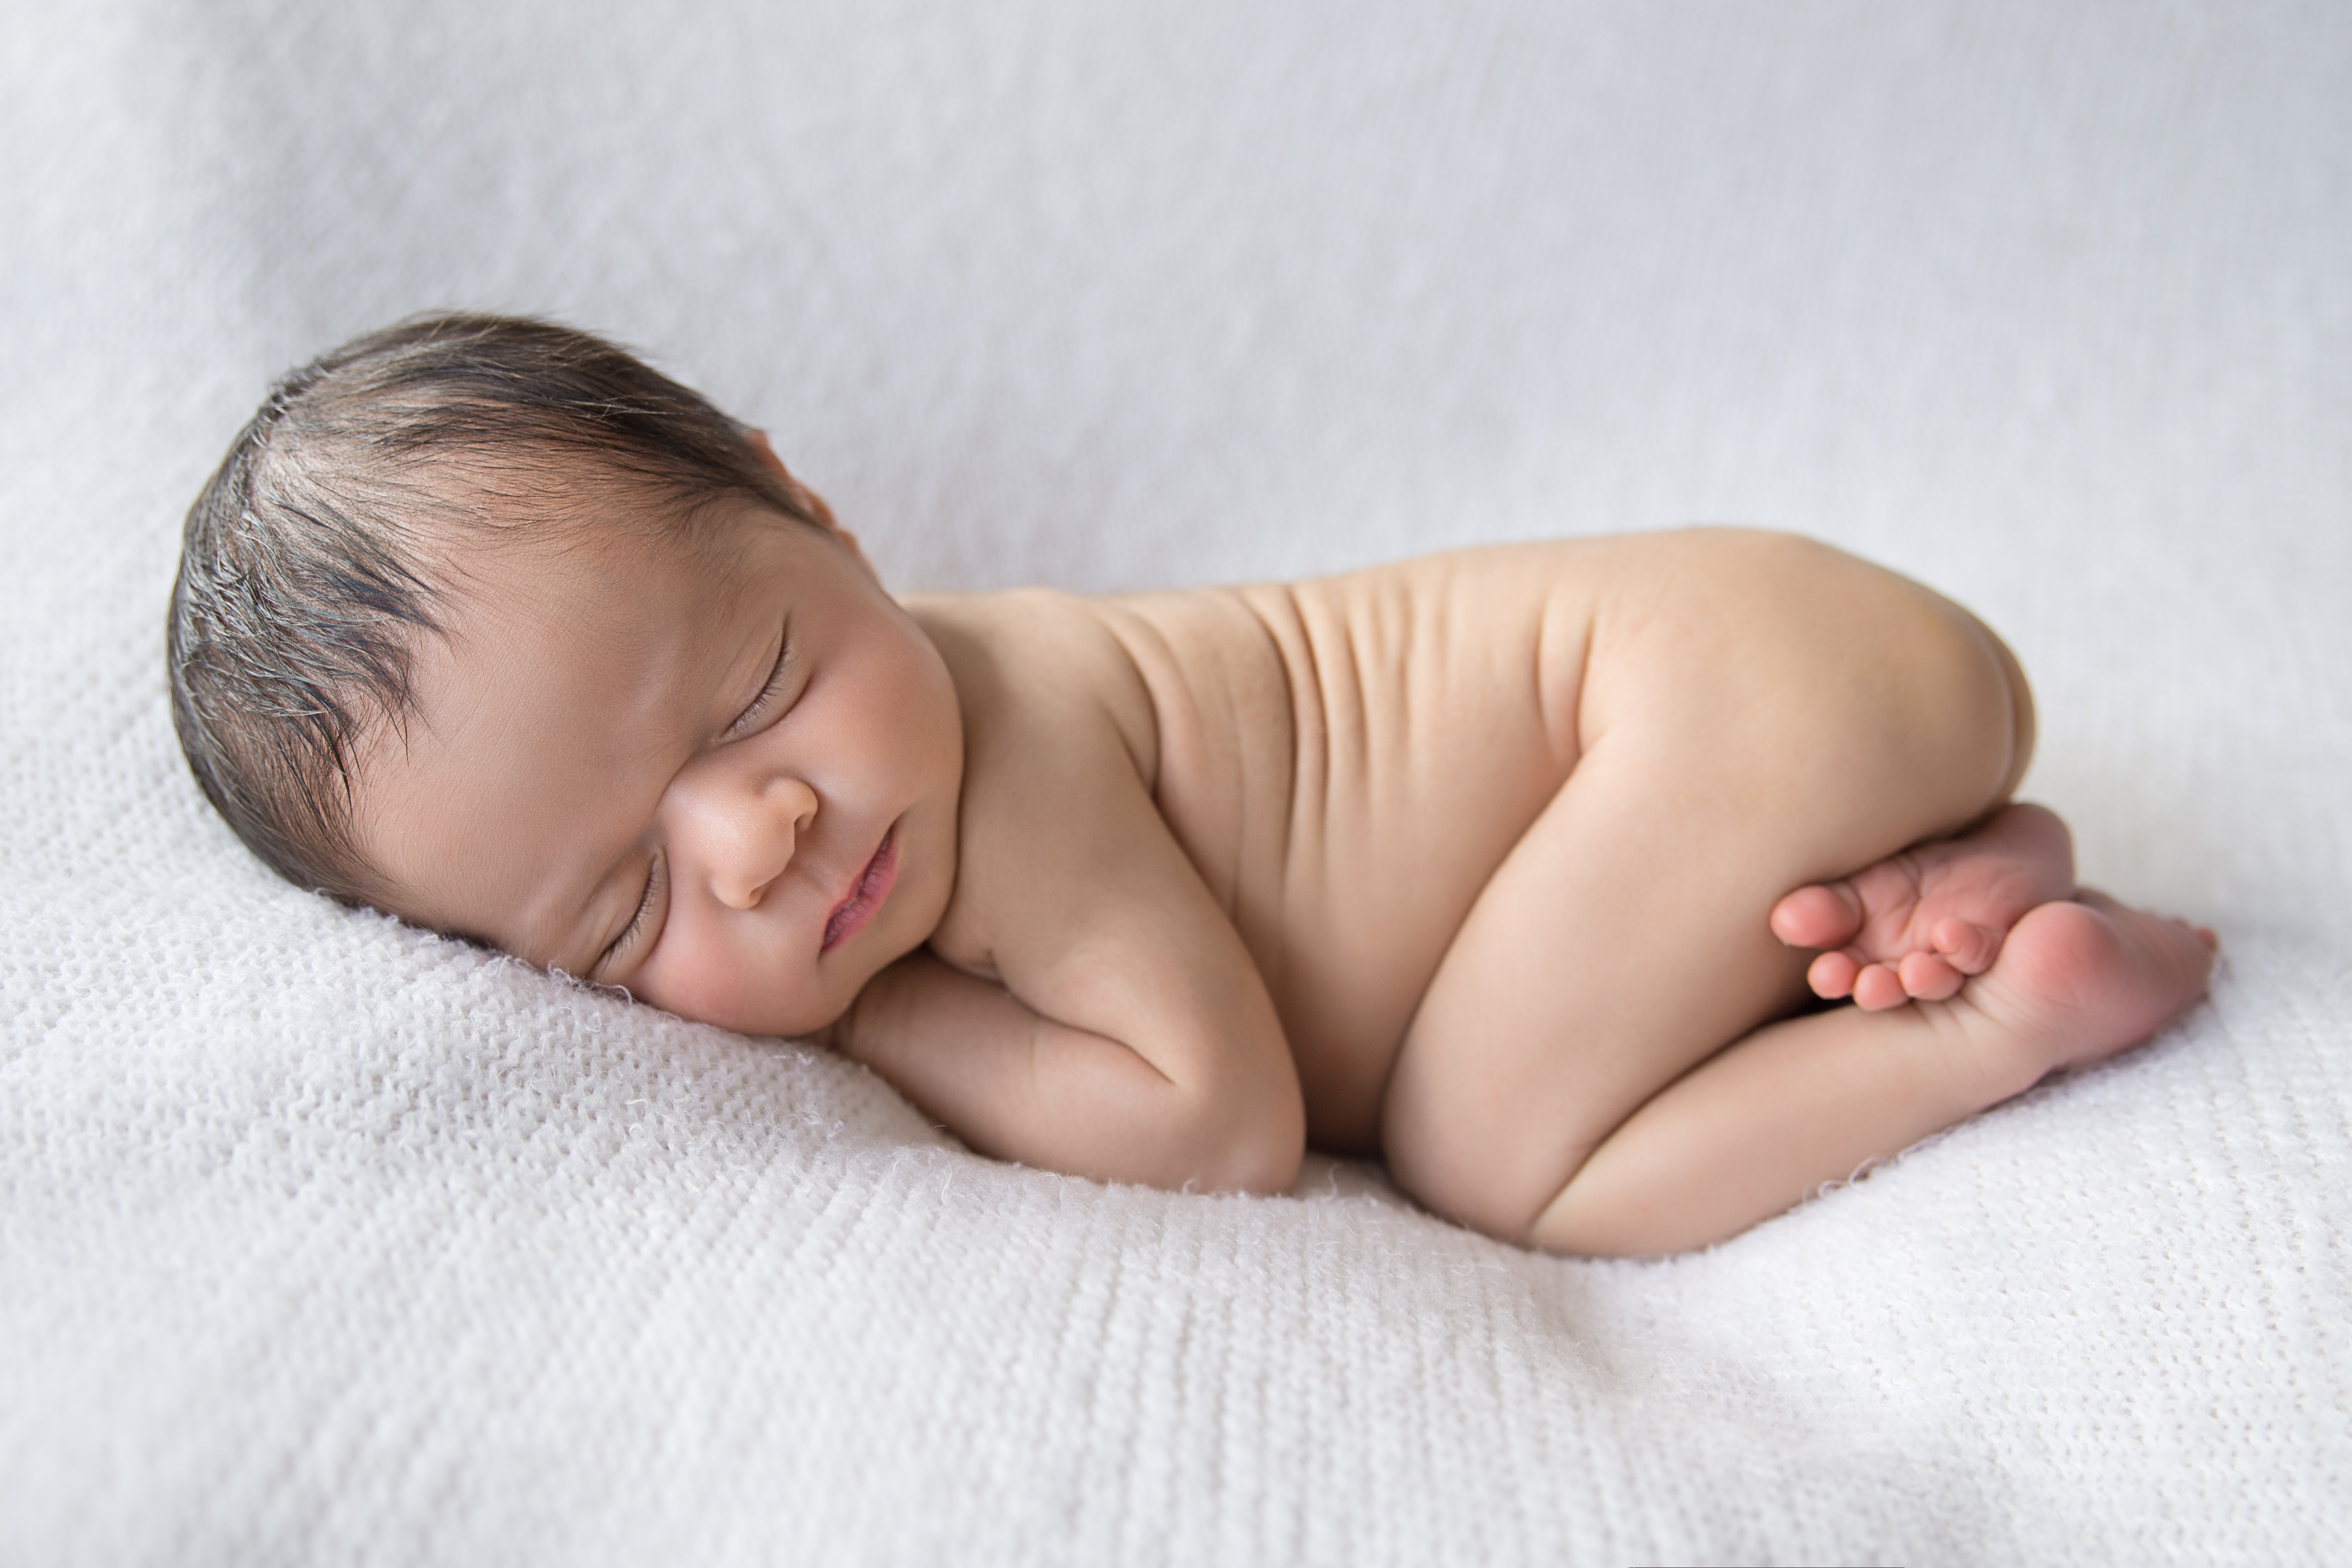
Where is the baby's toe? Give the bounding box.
[1931,916,2003,976]
[1772,883,1865,951]
[1852,963,1911,1012]
[1807,949,1861,1001]
[1898,949,1965,1001]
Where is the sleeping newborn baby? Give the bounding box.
[169,313,2214,1255]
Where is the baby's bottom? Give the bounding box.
[1377,532,2212,1256]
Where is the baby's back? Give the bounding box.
[919,540,1616,1148]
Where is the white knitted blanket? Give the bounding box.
[4,4,2346,1563]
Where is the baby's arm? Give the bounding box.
[835,932,1299,1193]
[829,611,1307,1195]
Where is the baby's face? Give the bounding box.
[353,496,963,1038]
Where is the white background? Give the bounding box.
[3,4,2346,1563]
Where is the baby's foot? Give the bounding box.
[1950,889,2216,1093]
[1771,803,2076,1010]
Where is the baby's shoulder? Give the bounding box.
[905,586,1151,722]
[898,588,1184,967]
[900,585,1165,806]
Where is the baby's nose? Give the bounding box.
[706,774,819,912]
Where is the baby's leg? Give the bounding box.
[1382,531,2041,1247]
[1534,891,2212,1255]
[1770,802,2077,1009]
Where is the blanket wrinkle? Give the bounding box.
[3,3,2347,1564]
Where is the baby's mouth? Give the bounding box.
[820,829,898,953]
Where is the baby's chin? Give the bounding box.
[631,975,835,1043]
[638,930,916,1043]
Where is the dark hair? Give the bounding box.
[167,311,828,903]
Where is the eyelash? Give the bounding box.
[599,853,664,973]
[597,623,790,975]
[725,631,795,739]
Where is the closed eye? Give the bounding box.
[724,622,795,740]
[594,853,664,976]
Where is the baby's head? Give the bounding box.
[171,313,963,1035]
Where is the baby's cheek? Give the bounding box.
[639,936,750,1031]
[646,933,832,1040]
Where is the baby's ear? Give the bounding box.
[744,428,874,569]
[743,428,836,526]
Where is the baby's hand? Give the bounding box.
[1768,803,2076,1010]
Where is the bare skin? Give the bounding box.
[1771,802,2081,1010]
[352,457,2215,1256]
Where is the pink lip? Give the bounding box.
[820,830,898,953]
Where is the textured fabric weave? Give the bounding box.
[4,4,2347,1563]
